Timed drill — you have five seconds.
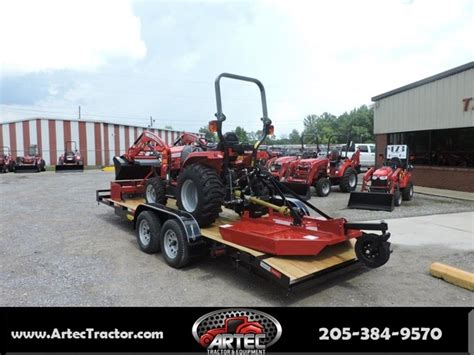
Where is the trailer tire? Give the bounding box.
[355,233,390,268]
[394,188,402,206]
[136,211,162,254]
[314,177,331,197]
[145,177,168,205]
[402,182,414,201]
[177,163,224,227]
[339,167,358,192]
[160,219,190,268]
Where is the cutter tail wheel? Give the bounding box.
[355,233,391,268]
[177,163,225,227]
[145,177,168,205]
[340,167,358,192]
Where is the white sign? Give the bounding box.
[386,145,407,159]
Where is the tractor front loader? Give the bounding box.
[348,144,414,211]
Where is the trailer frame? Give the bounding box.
[96,189,366,291]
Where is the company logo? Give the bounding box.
[192,308,282,354]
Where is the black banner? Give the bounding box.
[0,307,472,353]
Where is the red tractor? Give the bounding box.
[348,144,414,211]
[56,141,84,172]
[15,144,46,172]
[199,316,264,348]
[325,135,361,193]
[280,134,330,199]
[0,146,15,173]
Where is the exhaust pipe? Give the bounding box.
[348,191,395,212]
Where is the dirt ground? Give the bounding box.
[0,170,472,306]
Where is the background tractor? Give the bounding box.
[348,144,414,211]
[15,145,46,172]
[0,146,15,173]
[326,134,361,192]
[56,141,84,172]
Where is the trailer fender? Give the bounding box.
[133,204,203,246]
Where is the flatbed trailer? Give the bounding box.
[96,189,363,290]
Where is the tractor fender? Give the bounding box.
[181,152,224,172]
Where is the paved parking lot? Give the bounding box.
[1,170,473,306]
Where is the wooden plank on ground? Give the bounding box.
[430,262,474,291]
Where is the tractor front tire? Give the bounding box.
[145,177,168,205]
[40,159,46,171]
[314,177,331,197]
[177,163,225,227]
[402,182,414,201]
[394,188,402,206]
[339,167,358,192]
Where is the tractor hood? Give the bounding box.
[373,166,394,178]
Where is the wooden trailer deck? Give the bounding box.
[105,197,357,285]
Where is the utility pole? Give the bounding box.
[148,116,155,128]
[78,106,81,120]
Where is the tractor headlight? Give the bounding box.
[379,176,388,180]
[372,176,378,180]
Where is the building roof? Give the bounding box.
[371,61,474,101]
[0,116,183,132]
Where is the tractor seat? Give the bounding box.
[329,149,340,166]
[217,132,246,154]
[389,157,402,170]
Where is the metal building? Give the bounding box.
[372,62,474,192]
[0,117,192,167]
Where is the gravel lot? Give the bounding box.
[1,170,472,306]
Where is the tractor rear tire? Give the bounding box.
[136,211,162,254]
[145,177,168,205]
[177,163,225,227]
[160,219,190,268]
[339,167,358,192]
[314,177,331,197]
[394,188,402,206]
[402,182,414,201]
[40,159,46,171]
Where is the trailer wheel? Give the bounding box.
[136,211,162,254]
[355,233,390,268]
[177,163,224,227]
[314,177,331,197]
[394,188,402,206]
[145,177,168,205]
[402,182,414,201]
[160,219,190,268]
[339,167,357,192]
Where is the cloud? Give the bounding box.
[0,0,146,74]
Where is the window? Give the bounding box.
[388,127,474,168]
[358,145,369,152]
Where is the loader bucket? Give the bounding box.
[14,165,39,173]
[348,192,395,212]
[113,156,151,180]
[55,164,84,172]
[280,181,312,200]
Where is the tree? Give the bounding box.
[288,129,301,144]
[234,126,249,142]
[199,126,216,142]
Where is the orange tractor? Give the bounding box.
[348,144,414,211]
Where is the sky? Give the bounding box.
[0,0,472,136]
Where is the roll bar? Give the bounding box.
[214,73,272,148]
